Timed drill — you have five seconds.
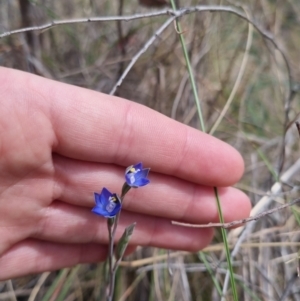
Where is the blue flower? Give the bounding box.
[125,163,150,188]
[92,188,122,218]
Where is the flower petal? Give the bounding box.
[92,206,112,217]
[125,163,150,187]
[109,202,122,216]
[94,192,102,205]
[101,187,112,202]
[92,188,122,218]
[133,178,150,187]
[133,162,143,170]
[135,168,150,180]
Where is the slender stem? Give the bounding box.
[107,221,114,301]
[107,212,122,301]
[106,186,131,301]
[112,211,121,239]
[106,213,120,301]
[169,1,205,132]
[168,2,238,299]
[199,252,223,296]
[111,185,131,238]
[214,187,238,300]
[108,270,117,301]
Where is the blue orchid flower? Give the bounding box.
[92,188,122,218]
[125,162,150,188]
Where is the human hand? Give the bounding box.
[0,67,251,280]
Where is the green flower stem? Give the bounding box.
[121,182,131,197]
[107,185,132,301]
[169,0,238,299]
[170,1,205,132]
[214,187,238,300]
[107,219,114,301]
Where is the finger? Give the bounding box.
[33,201,214,251]
[0,239,137,280]
[3,68,243,186]
[54,155,251,224]
[0,239,106,280]
[51,87,243,187]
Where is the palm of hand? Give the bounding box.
[0,68,251,280]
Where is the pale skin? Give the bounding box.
[0,67,251,280]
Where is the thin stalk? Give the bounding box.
[214,187,238,300]
[41,269,69,301]
[107,220,114,301]
[56,266,80,301]
[169,1,238,299]
[111,184,130,238]
[169,1,205,132]
[106,186,131,301]
[198,252,223,296]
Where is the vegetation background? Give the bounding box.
[1,0,300,300]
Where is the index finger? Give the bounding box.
[5,68,244,187]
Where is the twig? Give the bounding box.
[279,272,299,301]
[5,280,17,301]
[172,198,300,228]
[221,158,300,299]
[109,17,174,95]
[0,6,292,99]
[28,272,51,301]
[296,121,300,136]
[0,6,281,42]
